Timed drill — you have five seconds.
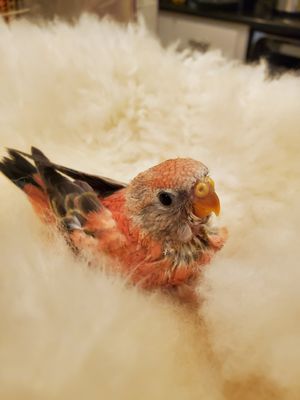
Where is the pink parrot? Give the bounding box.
[0,148,227,301]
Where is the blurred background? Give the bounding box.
[1,0,300,73]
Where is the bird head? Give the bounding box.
[126,158,220,244]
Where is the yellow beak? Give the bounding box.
[192,179,221,218]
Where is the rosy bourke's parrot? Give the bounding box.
[0,148,227,296]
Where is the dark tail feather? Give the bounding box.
[30,146,55,185]
[30,146,82,197]
[0,148,40,189]
[12,147,126,197]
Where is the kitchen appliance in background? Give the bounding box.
[275,0,300,14]
[248,30,300,73]
[193,0,238,4]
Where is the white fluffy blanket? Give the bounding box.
[0,15,300,400]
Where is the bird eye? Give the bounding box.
[194,182,209,198]
[158,191,173,206]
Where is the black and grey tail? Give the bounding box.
[0,148,40,190]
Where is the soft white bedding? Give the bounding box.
[0,15,299,399]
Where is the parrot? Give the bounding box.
[0,147,227,301]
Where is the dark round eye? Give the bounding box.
[158,191,173,206]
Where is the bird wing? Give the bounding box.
[29,147,126,241]
[1,147,128,255]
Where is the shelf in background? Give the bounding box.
[0,8,30,17]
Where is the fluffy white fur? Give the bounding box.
[0,15,300,399]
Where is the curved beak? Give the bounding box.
[192,185,221,219]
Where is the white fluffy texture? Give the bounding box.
[0,16,300,400]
